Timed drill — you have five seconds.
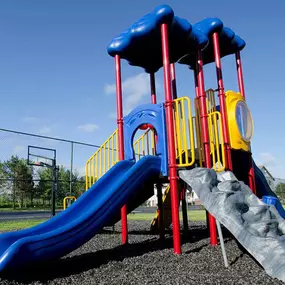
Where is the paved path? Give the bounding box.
[0,205,203,221]
[0,211,61,221]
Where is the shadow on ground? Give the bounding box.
[1,226,234,283]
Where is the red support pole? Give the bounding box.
[150,72,157,104]
[235,51,245,98]
[248,166,256,194]
[115,55,128,244]
[235,51,257,194]
[196,52,212,169]
[161,23,181,254]
[196,50,217,246]
[194,69,199,98]
[150,72,164,238]
[212,33,233,171]
[170,63,178,100]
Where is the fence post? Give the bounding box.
[70,142,74,195]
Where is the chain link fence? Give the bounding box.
[0,128,98,209]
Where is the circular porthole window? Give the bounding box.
[235,101,253,141]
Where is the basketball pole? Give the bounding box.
[70,142,74,196]
[51,162,57,217]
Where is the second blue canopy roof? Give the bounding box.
[179,18,246,69]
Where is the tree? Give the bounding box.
[72,170,86,197]
[275,183,285,203]
[0,156,34,208]
[37,166,86,206]
[37,167,53,205]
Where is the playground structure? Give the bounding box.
[0,4,284,282]
[86,6,255,250]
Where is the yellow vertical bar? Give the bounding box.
[88,160,91,189]
[194,100,200,165]
[95,153,98,181]
[181,99,188,165]
[91,157,94,184]
[175,100,182,165]
[142,133,145,157]
[112,135,114,166]
[104,145,106,174]
[173,106,177,157]
[213,113,221,170]
[85,160,89,190]
[187,98,195,165]
[138,140,141,160]
[99,149,102,178]
[209,114,216,168]
[218,113,225,171]
[146,131,150,155]
[173,101,178,156]
[116,130,119,162]
[151,130,155,155]
[108,140,110,170]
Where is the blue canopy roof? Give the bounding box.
[107,5,208,73]
[179,18,246,69]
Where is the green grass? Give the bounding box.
[0,210,206,232]
[185,210,206,221]
[0,207,62,212]
[128,210,206,221]
[0,219,46,231]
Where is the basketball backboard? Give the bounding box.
[27,145,56,168]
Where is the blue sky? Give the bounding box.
[0,0,284,178]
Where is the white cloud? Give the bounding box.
[104,73,153,115]
[22,116,37,122]
[78,124,99,133]
[76,166,86,177]
[258,152,277,167]
[255,152,285,179]
[108,112,117,119]
[13,145,25,155]
[104,83,116,95]
[39,127,51,134]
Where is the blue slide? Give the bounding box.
[0,156,161,273]
[253,159,285,218]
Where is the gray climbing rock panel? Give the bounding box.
[179,168,285,282]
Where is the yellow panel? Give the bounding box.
[225,90,253,152]
[208,111,225,172]
[173,97,196,167]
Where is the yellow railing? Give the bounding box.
[85,129,119,190]
[173,97,196,167]
[63,196,77,210]
[194,99,204,167]
[206,88,217,113]
[85,128,156,190]
[133,128,156,161]
[86,94,226,190]
[194,96,225,171]
[208,111,225,172]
